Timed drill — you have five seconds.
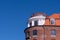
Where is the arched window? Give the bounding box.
[50,18,55,25]
[33,30,37,35]
[51,30,56,35]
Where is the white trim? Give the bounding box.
[51,35,56,37]
[32,20,34,26]
[50,18,55,25]
[27,23,30,27]
[38,18,45,25]
[29,15,46,20]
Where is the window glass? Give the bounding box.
[33,30,37,35]
[50,18,55,25]
[34,20,38,26]
[51,30,56,35]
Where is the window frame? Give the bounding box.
[33,30,37,36]
[29,22,32,27]
[34,20,38,26]
[50,29,56,35]
[50,18,55,25]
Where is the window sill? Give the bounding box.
[51,35,56,37]
[33,35,37,37]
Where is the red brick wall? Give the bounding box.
[25,26,60,40]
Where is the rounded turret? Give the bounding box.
[27,12,47,27]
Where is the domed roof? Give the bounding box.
[30,12,47,17]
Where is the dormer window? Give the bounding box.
[34,20,38,26]
[50,18,55,25]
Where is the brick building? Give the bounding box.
[24,12,60,40]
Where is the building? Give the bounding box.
[24,12,60,40]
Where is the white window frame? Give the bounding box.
[50,18,55,25]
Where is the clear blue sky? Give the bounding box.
[0,0,60,40]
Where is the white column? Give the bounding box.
[38,19,41,25]
[27,23,30,27]
[32,20,34,26]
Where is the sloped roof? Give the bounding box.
[49,13,60,18]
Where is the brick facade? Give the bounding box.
[24,12,60,40]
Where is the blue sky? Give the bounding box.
[0,0,60,40]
